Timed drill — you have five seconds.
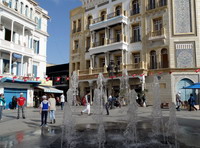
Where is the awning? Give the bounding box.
[0,77,41,85]
[36,86,63,93]
[183,83,200,89]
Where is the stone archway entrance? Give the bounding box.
[176,78,194,101]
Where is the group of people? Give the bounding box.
[176,91,198,111]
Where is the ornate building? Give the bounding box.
[70,0,200,105]
[0,0,49,107]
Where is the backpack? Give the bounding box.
[42,102,49,111]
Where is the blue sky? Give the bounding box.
[36,0,82,64]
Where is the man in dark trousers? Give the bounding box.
[188,94,197,111]
[17,93,26,119]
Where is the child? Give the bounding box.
[40,95,50,127]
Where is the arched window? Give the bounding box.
[87,15,92,28]
[30,8,33,19]
[115,6,122,16]
[131,0,140,15]
[15,0,18,11]
[101,11,106,21]
[161,48,168,68]
[25,5,28,17]
[20,2,23,14]
[150,50,157,69]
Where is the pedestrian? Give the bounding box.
[188,94,197,111]
[17,93,26,119]
[48,94,56,124]
[81,93,91,115]
[176,91,182,111]
[142,94,146,107]
[105,101,109,115]
[0,93,6,120]
[40,95,50,127]
[60,93,65,110]
[12,96,17,109]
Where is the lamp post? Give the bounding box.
[107,60,119,96]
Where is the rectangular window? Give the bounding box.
[8,0,12,8]
[133,53,140,64]
[3,59,10,74]
[74,40,79,49]
[73,21,76,33]
[149,0,156,9]
[132,24,141,42]
[5,29,11,41]
[99,58,105,67]
[30,8,33,19]
[153,18,163,36]
[25,5,28,17]
[77,19,81,32]
[33,65,38,77]
[16,62,21,76]
[15,0,18,10]
[77,62,80,70]
[33,40,39,54]
[86,37,91,51]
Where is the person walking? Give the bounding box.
[60,94,65,110]
[81,93,91,115]
[17,93,26,119]
[176,91,182,111]
[0,93,6,120]
[40,95,50,127]
[48,94,56,124]
[188,94,198,111]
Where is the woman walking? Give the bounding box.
[48,94,56,124]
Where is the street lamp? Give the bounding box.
[107,60,120,96]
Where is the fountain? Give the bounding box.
[58,72,188,148]
[62,71,79,148]
[166,102,179,147]
[119,69,130,106]
[93,73,106,148]
[151,76,165,141]
[124,89,138,147]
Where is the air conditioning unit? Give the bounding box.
[0,24,4,31]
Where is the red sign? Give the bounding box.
[132,74,137,77]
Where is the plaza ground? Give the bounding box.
[0,105,199,147]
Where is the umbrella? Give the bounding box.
[183,83,200,89]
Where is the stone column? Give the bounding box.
[21,55,24,76]
[121,50,124,70]
[105,28,107,45]
[11,21,14,42]
[22,26,25,46]
[9,52,12,74]
[121,23,124,42]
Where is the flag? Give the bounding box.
[12,76,17,82]
[46,77,50,81]
[56,77,61,82]
[36,77,40,81]
[132,74,137,77]
[23,77,29,82]
[0,76,3,80]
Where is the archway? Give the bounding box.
[176,78,194,101]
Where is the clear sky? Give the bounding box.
[36,0,82,64]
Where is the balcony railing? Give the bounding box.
[93,41,105,47]
[149,28,165,37]
[72,48,79,54]
[92,67,104,74]
[147,1,167,10]
[72,29,76,33]
[130,9,140,16]
[93,11,123,24]
[79,69,89,75]
[125,63,141,70]
[77,27,81,32]
[130,36,141,43]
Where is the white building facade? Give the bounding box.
[0,0,49,107]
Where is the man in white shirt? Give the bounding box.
[60,94,65,110]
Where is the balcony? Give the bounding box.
[89,36,128,55]
[125,63,142,70]
[0,39,34,55]
[146,1,167,11]
[77,27,81,32]
[130,9,140,16]
[72,48,79,54]
[90,12,128,31]
[148,28,166,40]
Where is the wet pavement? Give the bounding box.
[0,107,199,148]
